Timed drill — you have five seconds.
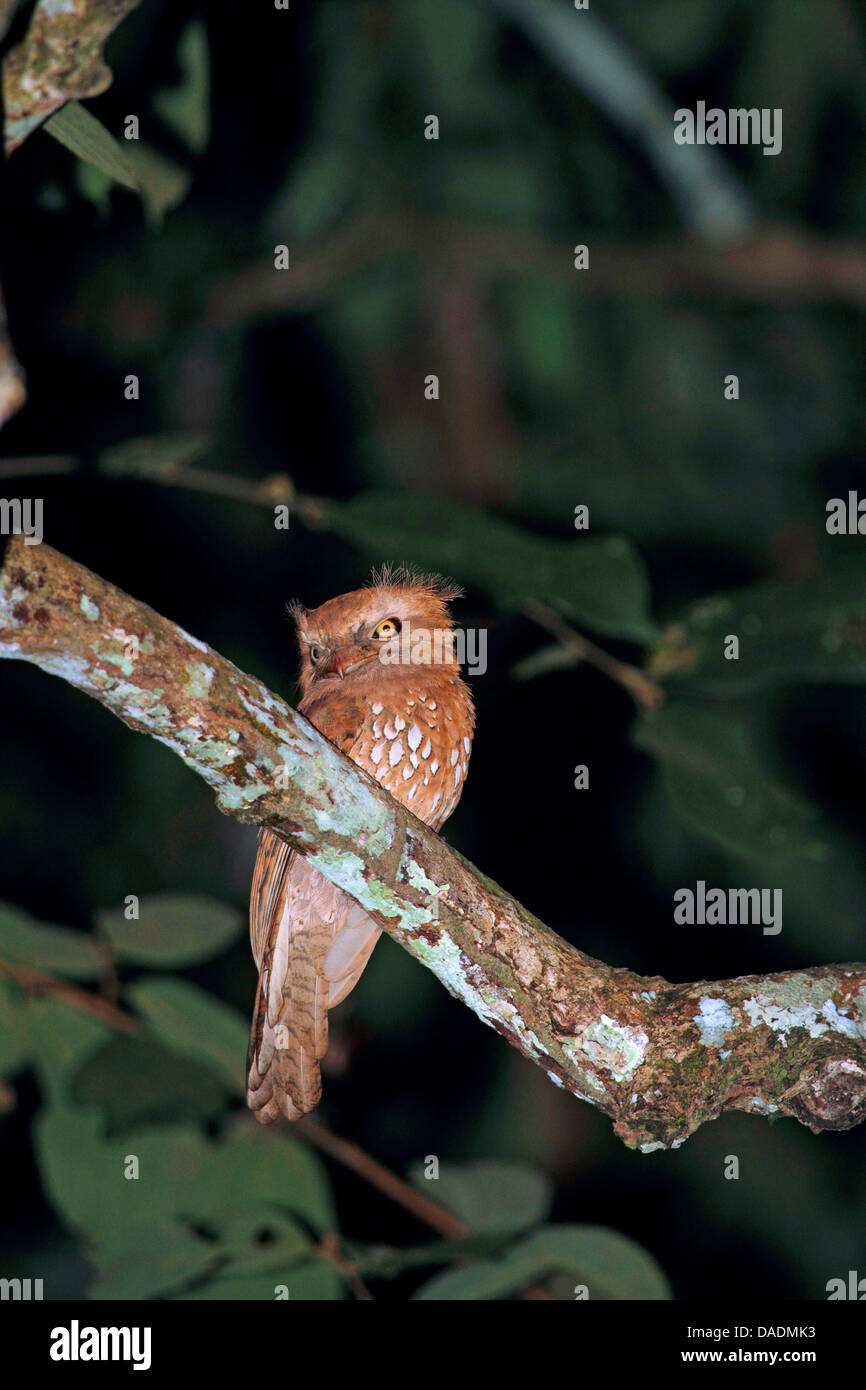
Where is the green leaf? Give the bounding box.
[512,1226,671,1298]
[0,977,30,1077]
[71,1034,229,1130]
[504,279,582,399]
[127,977,247,1096]
[123,143,193,225]
[96,893,243,967]
[0,901,104,978]
[267,147,354,240]
[43,101,139,191]
[408,1160,552,1234]
[99,432,211,478]
[442,150,542,225]
[35,1105,212,1249]
[415,1224,670,1300]
[35,1103,335,1254]
[186,1124,337,1238]
[326,493,656,643]
[175,1259,343,1300]
[651,565,866,692]
[153,20,210,154]
[212,1205,309,1275]
[87,1221,221,1300]
[633,703,828,865]
[402,0,496,120]
[25,998,112,1102]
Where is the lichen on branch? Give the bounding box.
[2,0,141,154]
[1,533,865,1149]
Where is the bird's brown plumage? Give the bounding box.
[246,567,475,1122]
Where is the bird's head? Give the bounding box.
[289,565,464,696]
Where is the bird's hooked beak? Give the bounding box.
[318,644,377,680]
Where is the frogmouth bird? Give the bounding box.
[246,567,474,1122]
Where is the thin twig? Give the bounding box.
[523,599,664,709]
[0,958,142,1033]
[299,1118,468,1240]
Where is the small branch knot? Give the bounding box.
[783,1058,866,1132]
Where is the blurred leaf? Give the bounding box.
[87,1220,220,1299]
[512,641,581,682]
[175,1259,343,1300]
[0,976,30,1077]
[153,20,210,154]
[415,1224,670,1299]
[127,977,247,1096]
[74,159,114,217]
[44,101,139,190]
[612,0,725,72]
[408,1160,552,1234]
[633,702,829,865]
[123,142,192,224]
[402,0,496,121]
[98,431,211,477]
[0,901,103,978]
[35,1103,334,1256]
[442,150,541,225]
[35,1105,211,1249]
[327,492,656,642]
[96,893,243,967]
[187,1124,336,1237]
[651,566,866,692]
[326,269,406,352]
[485,0,752,240]
[214,1205,309,1275]
[71,1034,229,1130]
[25,998,112,1102]
[503,279,581,400]
[267,147,354,240]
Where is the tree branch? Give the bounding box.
[206,215,866,330]
[2,0,142,155]
[1,534,865,1150]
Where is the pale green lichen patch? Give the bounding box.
[92,640,135,678]
[79,595,99,622]
[400,853,446,898]
[743,975,866,1046]
[236,684,398,857]
[694,996,737,1047]
[563,1014,649,1083]
[305,846,435,933]
[187,662,214,699]
[407,930,548,1062]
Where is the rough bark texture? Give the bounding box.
[1,534,865,1151]
[2,0,141,154]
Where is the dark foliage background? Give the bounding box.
[0,0,865,1299]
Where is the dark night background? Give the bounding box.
[0,0,865,1300]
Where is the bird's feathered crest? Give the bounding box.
[367,563,464,604]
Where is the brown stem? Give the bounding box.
[524,600,664,709]
[299,1118,467,1240]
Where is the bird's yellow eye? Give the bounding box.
[309,645,322,663]
[373,617,401,640]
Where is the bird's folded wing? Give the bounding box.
[247,826,380,1122]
